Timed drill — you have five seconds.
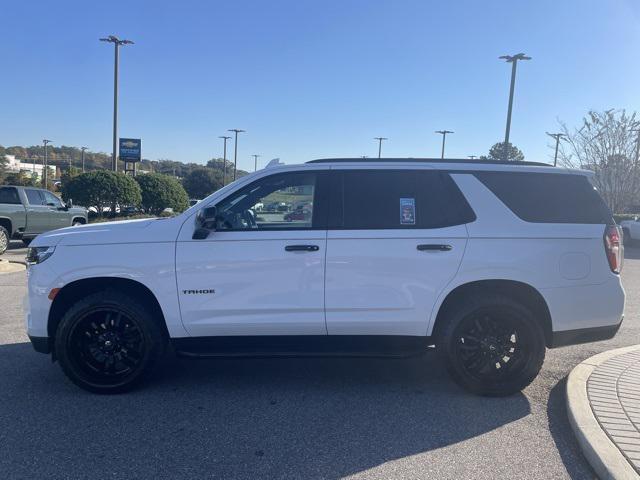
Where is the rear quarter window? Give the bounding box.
[474,172,613,224]
[0,187,21,205]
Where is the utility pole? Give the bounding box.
[435,130,454,159]
[219,135,231,186]
[42,139,52,188]
[252,154,261,172]
[100,35,134,172]
[546,132,566,167]
[499,53,531,161]
[80,147,87,172]
[374,137,387,158]
[228,129,245,181]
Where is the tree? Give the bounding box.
[558,109,640,213]
[61,171,141,216]
[136,173,189,215]
[0,152,7,183]
[3,170,38,186]
[182,168,223,199]
[482,142,525,162]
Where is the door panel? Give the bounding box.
[325,227,467,336]
[177,231,327,336]
[23,189,50,234]
[175,169,329,337]
[41,190,70,230]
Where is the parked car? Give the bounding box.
[0,185,88,254]
[284,206,311,222]
[619,216,640,245]
[25,158,624,396]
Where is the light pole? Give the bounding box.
[546,132,566,167]
[500,53,531,161]
[374,137,387,158]
[100,35,134,172]
[228,129,245,181]
[219,135,231,186]
[435,130,454,159]
[42,139,52,188]
[252,154,261,171]
[80,147,88,172]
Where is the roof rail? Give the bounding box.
[306,158,553,167]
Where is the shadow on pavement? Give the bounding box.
[546,377,595,480]
[0,342,531,479]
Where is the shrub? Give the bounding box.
[62,171,141,216]
[136,173,189,215]
[182,168,223,199]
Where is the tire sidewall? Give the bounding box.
[55,292,164,393]
[438,297,546,396]
[0,226,8,255]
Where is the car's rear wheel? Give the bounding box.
[437,294,546,396]
[55,290,166,394]
[0,226,9,255]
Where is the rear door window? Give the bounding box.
[331,170,476,229]
[474,172,613,224]
[25,189,45,206]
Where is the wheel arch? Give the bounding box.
[0,216,13,236]
[71,216,86,225]
[431,279,553,347]
[48,277,169,350]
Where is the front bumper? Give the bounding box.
[549,316,624,348]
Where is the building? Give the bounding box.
[3,155,55,179]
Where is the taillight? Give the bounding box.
[604,225,623,274]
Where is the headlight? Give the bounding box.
[26,246,56,265]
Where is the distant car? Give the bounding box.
[284,207,311,222]
[253,202,264,212]
[620,216,640,244]
[276,202,290,212]
[0,185,87,253]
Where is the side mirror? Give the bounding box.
[193,206,217,240]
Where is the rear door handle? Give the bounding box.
[417,244,452,252]
[285,245,319,252]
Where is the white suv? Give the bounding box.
[25,159,625,396]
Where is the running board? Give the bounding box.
[171,335,433,359]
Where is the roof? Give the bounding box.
[307,157,552,167]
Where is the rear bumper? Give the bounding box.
[28,335,51,354]
[549,317,623,348]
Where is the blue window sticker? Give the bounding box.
[400,198,416,225]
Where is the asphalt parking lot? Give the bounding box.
[0,242,638,479]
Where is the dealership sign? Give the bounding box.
[119,138,141,162]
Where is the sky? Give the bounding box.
[2,0,640,171]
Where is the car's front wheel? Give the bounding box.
[55,290,166,394]
[0,226,9,255]
[437,294,546,396]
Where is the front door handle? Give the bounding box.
[417,244,452,252]
[285,245,319,252]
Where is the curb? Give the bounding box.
[0,259,27,273]
[567,345,640,480]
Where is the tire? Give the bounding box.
[436,294,546,397]
[54,290,166,394]
[72,220,84,227]
[0,226,8,255]
[22,238,32,247]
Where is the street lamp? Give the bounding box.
[374,137,387,158]
[500,53,531,161]
[100,35,134,172]
[435,130,454,159]
[228,129,245,181]
[80,147,88,173]
[218,135,231,186]
[546,132,566,167]
[252,154,261,172]
[42,139,52,188]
